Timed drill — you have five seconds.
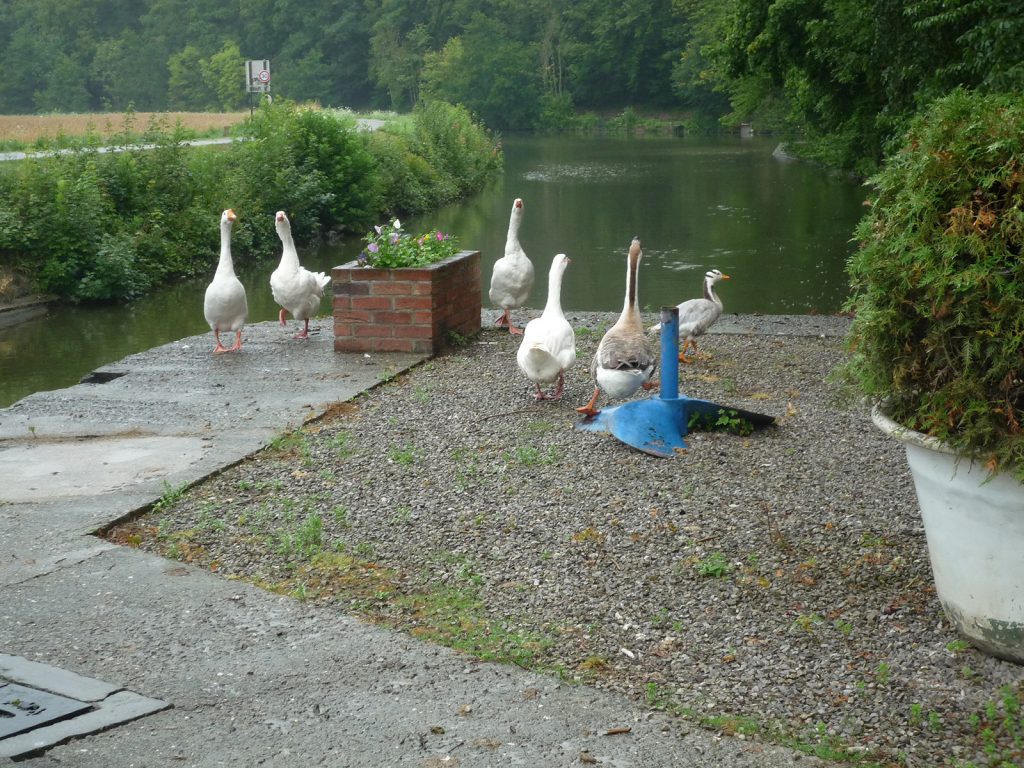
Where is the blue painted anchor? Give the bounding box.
[575,306,775,456]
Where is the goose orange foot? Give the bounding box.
[576,387,601,417]
[678,339,697,363]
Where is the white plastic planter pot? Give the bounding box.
[872,405,1024,664]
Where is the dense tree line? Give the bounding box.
[1,1,1022,171]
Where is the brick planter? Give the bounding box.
[332,250,481,355]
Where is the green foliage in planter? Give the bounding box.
[359,218,459,268]
[844,89,1024,480]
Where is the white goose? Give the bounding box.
[488,198,534,334]
[577,237,657,417]
[517,253,576,400]
[270,211,331,339]
[203,208,247,353]
[651,268,730,362]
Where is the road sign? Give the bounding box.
[246,60,271,93]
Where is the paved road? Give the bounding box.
[0,315,834,766]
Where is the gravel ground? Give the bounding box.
[112,313,1024,767]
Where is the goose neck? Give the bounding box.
[216,226,235,276]
[544,267,564,316]
[704,277,723,308]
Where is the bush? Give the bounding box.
[844,89,1024,479]
[411,101,502,201]
[232,101,381,242]
[0,101,501,303]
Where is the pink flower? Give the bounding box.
[436,231,444,241]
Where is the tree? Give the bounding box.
[167,45,211,110]
[203,42,247,111]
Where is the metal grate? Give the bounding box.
[0,682,92,740]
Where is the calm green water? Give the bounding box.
[0,134,865,408]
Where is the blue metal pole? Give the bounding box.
[659,306,679,400]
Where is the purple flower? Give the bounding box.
[368,242,379,253]
[390,232,400,244]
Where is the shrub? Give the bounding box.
[0,101,501,303]
[232,101,380,241]
[412,100,502,201]
[844,89,1024,479]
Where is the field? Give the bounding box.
[0,111,250,146]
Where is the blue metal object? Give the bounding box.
[575,306,775,457]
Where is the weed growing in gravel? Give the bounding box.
[276,513,324,561]
[156,517,176,539]
[646,681,667,709]
[790,613,824,634]
[332,506,350,527]
[392,507,413,526]
[391,583,553,668]
[571,527,605,545]
[946,639,972,654]
[332,431,354,459]
[452,447,480,491]
[388,444,416,465]
[524,420,555,434]
[960,684,1024,767]
[268,430,309,458]
[688,408,754,436]
[152,480,188,513]
[196,503,226,532]
[354,541,375,557]
[505,444,558,467]
[696,551,732,578]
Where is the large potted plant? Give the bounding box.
[843,89,1024,663]
[332,219,481,355]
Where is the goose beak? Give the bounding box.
[226,209,237,222]
[721,274,731,279]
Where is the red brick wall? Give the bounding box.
[332,250,481,355]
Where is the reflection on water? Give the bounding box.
[1,134,864,408]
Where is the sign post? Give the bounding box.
[245,59,271,116]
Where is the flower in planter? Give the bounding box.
[359,219,460,268]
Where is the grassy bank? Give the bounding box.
[0,101,501,303]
